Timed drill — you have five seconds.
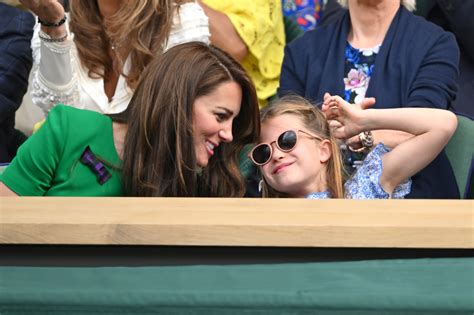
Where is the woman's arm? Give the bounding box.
[20,0,66,38]
[0,182,18,196]
[324,95,458,195]
[0,106,68,196]
[198,1,248,62]
[20,0,77,114]
[324,94,414,149]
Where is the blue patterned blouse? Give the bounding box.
[282,0,324,32]
[342,42,381,173]
[306,143,412,199]
[344,42,380,104]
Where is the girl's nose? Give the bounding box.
[271,142,285,160]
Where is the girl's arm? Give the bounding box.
[324,93,414,149]
[324,95,458,195]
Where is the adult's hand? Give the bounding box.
[19,0,64,24]
[20,0,66,38]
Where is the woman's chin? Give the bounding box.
[196,157,209,168]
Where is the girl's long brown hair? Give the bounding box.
[70,0,179,89]
[115,42,260,197]
[260,95,345,198]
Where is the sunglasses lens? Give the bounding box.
[252,144,271,165]
[278,130,297,151]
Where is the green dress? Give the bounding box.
[0,105,123,196]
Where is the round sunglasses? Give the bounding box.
[249,130,324,166]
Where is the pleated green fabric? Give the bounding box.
[1,258,473,314]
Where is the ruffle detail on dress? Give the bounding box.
[344,143,412,199]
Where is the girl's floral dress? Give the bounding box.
[306,144,412,199]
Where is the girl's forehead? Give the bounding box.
[261,114,304,140]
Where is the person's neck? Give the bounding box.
[294,169,329,198]
[112,122,128,159]
[98,0,121,19]
[347,1,399,49]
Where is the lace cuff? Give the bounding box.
[165,2,210,51]
[31,17,78,113]
[31,70,78,114]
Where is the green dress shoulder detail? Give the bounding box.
[0,105,123,196]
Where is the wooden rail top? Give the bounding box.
[0,197,472,248]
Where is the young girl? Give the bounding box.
[249,94,457,198]
[0,42,260,197]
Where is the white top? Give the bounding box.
[31,2,210,115]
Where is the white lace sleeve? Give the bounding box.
[31,18,79,115]
[165,2,210,51]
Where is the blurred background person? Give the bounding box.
[416,0,473,118]
[0,2,35,163]
[282,0,324,32]
[19,0,210,115]
[199,0,285,105]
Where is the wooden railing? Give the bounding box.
[0,197,472,248]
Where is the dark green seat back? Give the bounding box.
[445,115,474,198]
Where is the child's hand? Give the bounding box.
[322,94,364,139]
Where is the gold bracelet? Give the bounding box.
[347,144,365,152]
[360,131,374,150]
[347,131,374,153]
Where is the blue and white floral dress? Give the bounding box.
[306,143,412,199]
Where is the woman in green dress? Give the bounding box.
[0,42,260,197]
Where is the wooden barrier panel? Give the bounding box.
[0,197,473,248]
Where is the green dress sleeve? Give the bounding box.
[0,105,68,196]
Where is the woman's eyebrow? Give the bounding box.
[216,106,234,116]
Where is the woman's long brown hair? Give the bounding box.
[116,42,260,197]
[70,0,179,89]
[260,95,345,198]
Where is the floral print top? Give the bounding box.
[343,42,380,104]
[306,143,412,199]
[282,0,324,32]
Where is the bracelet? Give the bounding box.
[359,131,374,150]
[38,30,68,43]
[347,131,374,153]
[38,15,67,27]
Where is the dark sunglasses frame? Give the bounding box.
[249,129,324,166]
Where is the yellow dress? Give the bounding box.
[203,0,285,106]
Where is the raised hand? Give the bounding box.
[322,94,366,139]
[19,0,65,26]
[323,93,376,144]
[323,92,376,112]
